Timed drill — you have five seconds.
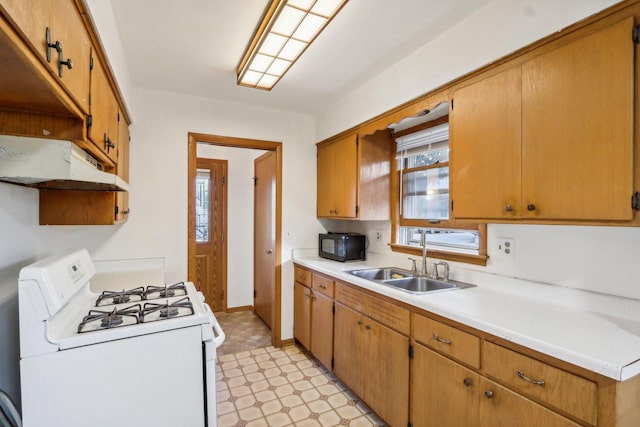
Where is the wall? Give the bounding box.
[196,144,266,309]
[316,0,640,300]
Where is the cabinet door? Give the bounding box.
[293,283,311,350]
[310,291,333,369]
[411,344,479,427]
[364,318,409,427]
[332,134,358,218]
[333,303,365,398]
[1,0,51,58]
[479,377,580,427]
[115,111,130,222]
[316,141,334,217]
[521,17,634,220]
[450,66,522,219]
[89,53,119,164]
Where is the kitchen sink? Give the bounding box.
[348,267,413,281]
[347,267,475,294]
[381,276,474,294]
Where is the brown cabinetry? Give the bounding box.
[451,17,635,222]
[89,52,120,164]
[334,282,409,427]
[317,131,392,220]
[293,266,334,369]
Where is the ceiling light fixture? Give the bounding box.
[237,0,349,90]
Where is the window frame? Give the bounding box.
[390,113,488,266]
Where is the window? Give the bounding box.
[390,105,487,265]
[195,168,210,242]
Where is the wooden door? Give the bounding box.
[333,303,365,397]
[450,66,522,219]
[310,290,333,369]
[411,344,479,427]
[254,151,276,328]
[332,133,358,218]
[195,158,227,311]
[478,377,579,427]
[364,318,409,427]
[521,17,634,220]
[293,283,311,349]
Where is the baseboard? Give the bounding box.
[280,338,296,347]
[225,305,253,313]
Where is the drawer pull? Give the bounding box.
[357,320,363,326]
[517,370,545,386]
[365,325,372,330]
[319,284,327,289]
[433,334,452,345]
[463,378,472,387]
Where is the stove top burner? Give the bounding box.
[142,297,194,323]
[144,283,187,300]
[96,287,144,307]
[78,305,141,333]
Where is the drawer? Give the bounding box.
[413,314,480,369]
[365,293,409,335]
[483,341,597,425]
[294,265,311,287]
[335,282,366,313]
[312,272,334,297]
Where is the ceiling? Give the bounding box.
[109,0,491,114]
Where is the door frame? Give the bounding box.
[188,132,283,347]
[195,157,228,312]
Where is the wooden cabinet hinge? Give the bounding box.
[117,111,120,122]
[408,345,414,359]
[451,99,454,111]
[633,25,640,44]
[450,200,454,212]
[355,205,359,215]
[632,192,640,210]
[86,114,92,129]
[114,205,119,216]
[89,55,94,70]
[331,357,335,370]
[332,304,335,315]
[253,290,257,298]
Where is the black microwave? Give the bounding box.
[318,233,366,262]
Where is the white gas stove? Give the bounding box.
[18,249,225,427]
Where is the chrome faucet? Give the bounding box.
[420,231,429,277]
[433,261,450,281]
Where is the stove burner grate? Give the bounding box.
[96,287,145,307]
[78,305,141,333]
[144,282,187,300]
[142,297,194,322]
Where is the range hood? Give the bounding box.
[0,135,128,191]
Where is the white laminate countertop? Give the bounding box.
[293,254,640,381]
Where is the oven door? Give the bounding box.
[202,302,225,426]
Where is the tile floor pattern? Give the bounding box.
[216,345,386,427]
[215,310,272,355]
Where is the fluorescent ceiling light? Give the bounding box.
[237,0,349,90]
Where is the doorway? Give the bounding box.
[253,151,276,328]
[195,158,227,311]
[187,133,283,347]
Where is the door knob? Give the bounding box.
[527,204,536,211]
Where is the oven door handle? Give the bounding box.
[203,302,226,348]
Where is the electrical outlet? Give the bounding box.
[496,237,515,257]
[375,229,383,240]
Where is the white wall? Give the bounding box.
[317,0,640,300]
[196,144,266,309]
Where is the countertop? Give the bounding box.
[293,254,640,381]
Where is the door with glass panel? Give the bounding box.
[195,158,227,311]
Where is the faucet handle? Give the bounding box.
[408,258,417,273]
[433,261,450,281]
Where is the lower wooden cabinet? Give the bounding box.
[293,266,334,369]
[334,298,409,427]
[411,344,578,427]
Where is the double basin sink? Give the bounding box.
[347,267,474,294]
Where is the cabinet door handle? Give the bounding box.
[527,204,536,211]
[463,378,472,387]
[505,204,513,212]
[357,320,363,326]
[266,250,272,255]
[517,370,545,386]
[319,284,327,289]
[484,390,494,399]
[365,325,372,330]
[45,27,61,62]
[433,333,451,345]
[122,209,130,215]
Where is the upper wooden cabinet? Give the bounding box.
[451,17,635,222]
[317,130,392,220]
[89,52,120,164]
[1,0,91,113]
